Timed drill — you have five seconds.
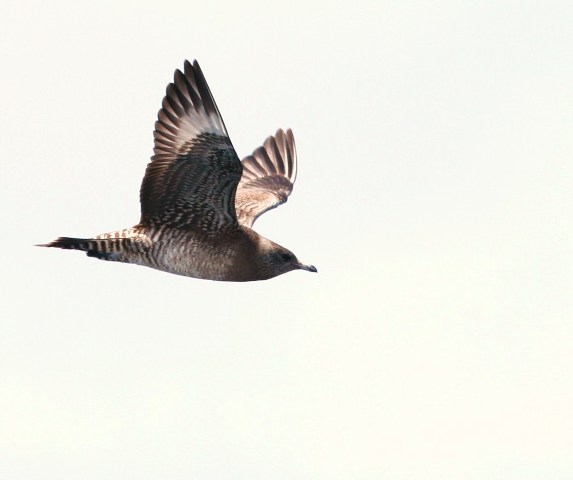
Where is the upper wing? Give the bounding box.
[235,128,297,228]
[139,60,242,232]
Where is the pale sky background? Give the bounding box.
[1,1,572,479]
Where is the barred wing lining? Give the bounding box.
[139,60,242,231]
[235,129,297,228]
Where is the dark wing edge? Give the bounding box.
[139,60,242,230]
[235,128,297,228]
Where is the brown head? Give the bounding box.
[253,237,317,280]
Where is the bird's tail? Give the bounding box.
[37,236,127,261]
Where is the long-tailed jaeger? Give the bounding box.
[40,60,316,281]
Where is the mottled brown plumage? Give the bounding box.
[40,60,316,281]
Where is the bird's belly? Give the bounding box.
[124,233,242,281]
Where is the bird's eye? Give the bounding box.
[280,253,292,262]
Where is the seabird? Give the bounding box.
[40,60,316,281]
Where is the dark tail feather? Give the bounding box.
[37,237,120,260]
[37,236,92,250]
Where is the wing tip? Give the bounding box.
[240,127,298,183]
[278,127,297,183]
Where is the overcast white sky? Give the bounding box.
[1,1,572,478]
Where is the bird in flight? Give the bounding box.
[40,60,316,281]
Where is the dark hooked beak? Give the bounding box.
[298,263,318,273]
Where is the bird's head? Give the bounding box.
[256,239,317,280]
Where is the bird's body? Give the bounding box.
[41,60,316,281]
[74,225,289,281]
